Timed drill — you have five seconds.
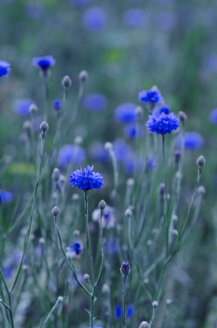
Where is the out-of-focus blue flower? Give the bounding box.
[139,90,161,105]
[92,206,115,228]
[127,304,135,319]
[53,99,62,112]
[0,190,13,203]
[83,7,107,31]
[176,132,204,150]
[123,9,147,28]
[2,265,14,280]
[104,238,119,254]
[73,242,82,255]
[89,142,110,162]
[153,105,170,116]
[115,305,122,319]
[69,165,104,191]
[32,56,55,73]
[155,11,176,32]
[113,139,133,162]
[58,145,86,168]
[146,112,179,135]
[0,60,11,78]
[114,103,137,123]
[83,93,108,111]
[24,2,45,19]
[209,108,217,124]
[124,123,144,139]
[13,99,35,116]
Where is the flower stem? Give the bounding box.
[122,277,126,328]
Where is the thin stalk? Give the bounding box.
[122,277,126,328]
[39,297,63,328]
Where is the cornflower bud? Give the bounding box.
[61,75,72,89]
[120,261,131,277]
[40,121,49,138]
[79,70,88,83]
[52,206,60,217]
[98,200,106,210]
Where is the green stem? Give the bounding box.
[39,297,63,328]
[122,277,126,328]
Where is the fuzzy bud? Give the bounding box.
[158,183,165,197]
[197,185,206,195]
[178,111,187,123]
[127,178,135,187]
[83,273,90,281]
[104,142,113,151]
[61,75,72,89]
[174,150,181,165]
[120,261,131,277]
[98,200,106,210]
[138,322,150,328]
[136,106,144,119]
[29,103,38,114]
[23,120,32,134]
[102,283,110,294]
[58,296,64,302]
[125,208,133,218]
[72,193,80,201]
[40,121,49,138]
[152,301,158,309]
[197,155,206,168]
[79,70,88,83]
[52,168,60,182]
[52,206,60,217]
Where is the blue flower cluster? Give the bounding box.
[69,165,104,191]
[139,89,161,105]
[0,60,11,78]
[83,93,108,111]
[58,144,86,168]
[73,242,82,255]
[146,112,179,135]
[114,103,137,123]
[176,132,203,150]
[115,304,134,319]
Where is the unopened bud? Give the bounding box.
[125,208,133,218]
[178,111,187,123]
[58,296,64,302]
[40,121,49,138]
[174,150,181,165]
[98,200,106,210]
[136,106,143,119]
[79,70,88,83]
[104,142,113,151]
[61,75,72,89]
[197,155,206,168]
[23,120,32,134]
[52,206,60,217]
[152,301,158,309]
[29,103,38,114]
[83,273,90,281]
[198,185,206,195]
[127,178,135,187]
[52,168,60,182]
[158,183,165,197]
[102,283,110,294]
[120,261,131,277]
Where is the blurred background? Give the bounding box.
[1,0,217,327]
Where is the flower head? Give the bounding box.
[83,7,107,31]
[0,190,13,203]
[53,99,62,112]
[124,123,144,139]
[209,108,217,125]
[139,90,161,105]
[176,132,203,150]
[114,103,137,123]
[153,105,170,116]
[0,60,11,78]
[32,55,55,73]
[69,165,104,191]
[72,242,82,255]
[146,112,179,135]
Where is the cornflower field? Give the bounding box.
[0,0,217,327]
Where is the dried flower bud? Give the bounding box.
[152,301,158,309]
[197,155,206,168]
[174,150,181,165]
[104,142,113,151]
[125,208,133,218]
[40,121,49,138]
[198,185,206,195]
[52,206,60,217]
[52,168,60,182]
[23,120,32,134]
[83,273,90,281]
[79,70,88,83]
[98,200,106,210]
[120,261,131,277]
[178,111,187,123]
[29,103,38,114]
[61,75,72,89]
[158,183,165,197]
[138,322,150,328]
[58,296,63,302]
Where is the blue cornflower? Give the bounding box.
[69,165,104,191]
[127,305,135,319]
[53,99,62,112]
[83,7,107,31]
[0,190,13,203]
[123,9,146,28]
[209,108,217,125]
[32,55,55,74]
[146,112,179,135]
[153,105,170,116]
[176,132,203,150]
[114,103,137,123]
[115,305,122,319]
[58,144,86,168]
[139,89,161,105]
[0,60,11,78]
[89,142,110,162]
[72,242,82,255]
[83,93,108,111]
[13,99,35,116]
[124,123,144,139]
